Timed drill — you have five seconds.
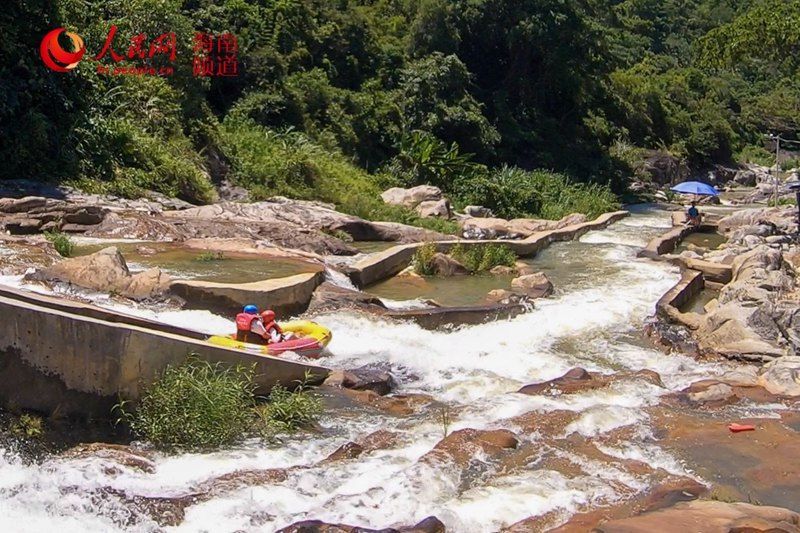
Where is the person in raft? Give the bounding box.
[234,304,285,344]
[686,201,701,227]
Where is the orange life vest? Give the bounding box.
[235,313,257,332]
[235,313,267,344]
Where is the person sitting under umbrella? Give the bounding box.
[685,201,701,226]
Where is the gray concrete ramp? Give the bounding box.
[0,287,328,418]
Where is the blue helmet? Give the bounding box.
[243,304,258,315]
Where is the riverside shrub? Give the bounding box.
[44,230,74,257]
[255,376,323,436]
[412,242,438,275]
[450,243,516,273]
[454,166,618,220]
[120,358,256,449]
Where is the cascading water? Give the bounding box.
[0,207,768,532]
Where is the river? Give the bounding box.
[0,206,780,532]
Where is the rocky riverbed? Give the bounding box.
[0,193,799,531]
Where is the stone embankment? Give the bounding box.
[347,211,630,287]
[649,205,800,363]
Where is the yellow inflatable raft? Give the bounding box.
[207,320,332,358]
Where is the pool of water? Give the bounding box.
[73,242,322,284]
[364,207,674,307]
[353,241,398,254]
[365,272,516,307]
[676,231,726,253]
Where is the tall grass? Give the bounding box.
[118,358,256,449]
[455,166,619,220]
[450,243,516,273]
[115,358,324,450]
[220,119,461,234]
[254,374,323,436]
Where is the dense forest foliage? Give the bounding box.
[1,0,798,220]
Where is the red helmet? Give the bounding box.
[260,310,276,322]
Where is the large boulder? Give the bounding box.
[718,207,797,235]
[307,282,387,314]
[0,196,107,235]
[277,516,445,533]
[640,150,689,185]
[421,428,518,468]
[416,198,451,218]
[324,363,397,396]
[518,367,608,396]
[430,253,469,276]
[380,186,442,209]
[510,272,554,299]
[594,500,800,533]
[25,247,170,300]
[461,213,588,240]
[461,217,525,239]
[758,356,800,397]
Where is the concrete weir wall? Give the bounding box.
[171,271,326,317]
[655,269,705,328]
[0,288,328,418]
[349,211,630,288]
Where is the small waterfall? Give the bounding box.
[324,265,358,290]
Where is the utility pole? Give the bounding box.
[775,135,781,207]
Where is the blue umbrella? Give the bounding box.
[670,181,719,196]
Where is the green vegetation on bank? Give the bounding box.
[116,357,322,449]
[44,230,74,257]
[450,244,516,274]
[3,1,799,220]
[413,242,517,276]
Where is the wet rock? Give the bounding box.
[430,253,469,276]
[59,443,155,474]
[512,476,708,533]
[326,364,397,396]
[359,430,400,452]
[644,320,701,356]
[307,282,387,314]
[276,516,445,533]
[489,265,517,276]
[322,441,365,463]
[625,369,665,388]
[594,500,800,533]
[515,261,537,276]
[381,185,442,209]
[518,368,607,396]
[510,272,553,299]
[665,381,739,408]
[340,389,435,416]
[25,247,171,300]
[648,407,800,509]
[757,356,800,397]
[98,488,199,527]
[416,199,451,219]
[640,477,709,512]
[484,289,530,305]
[421,428,518,467]
[194,468,288,496]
